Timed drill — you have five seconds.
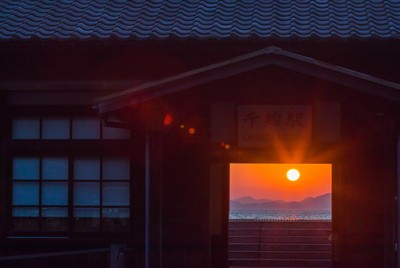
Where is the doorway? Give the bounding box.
[228,163,332,267]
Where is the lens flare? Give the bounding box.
[163,113,173,126]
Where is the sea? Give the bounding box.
[229,210,331,221]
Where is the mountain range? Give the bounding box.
[230,193,331,211]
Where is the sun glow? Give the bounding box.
[287,169,300,181]
[230,163,331,202]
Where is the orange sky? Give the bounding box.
[230,163,331,202]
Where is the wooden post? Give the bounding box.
[145,130,163,268]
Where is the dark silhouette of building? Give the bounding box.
[0,1,400,267]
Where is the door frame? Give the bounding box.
[210,149,340,268]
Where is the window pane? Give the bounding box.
[73,208,100,231]
[102,126,131,140]
[103,157,130,180]
[13,158,40,180]
[102,208,130,218]
[72,117,100,139]
[102,208,130,232]
[42,157,68,180]
[42,207,68,217]
[42,207,68,231]
[74,208,100,218]
[13,207,39,217]
[42,117,70,139]
[74,182,100,205]
[42,182,68,205]
[12,118,40,139]
[103,182,130,206]
[13,208,39,231]
[74,158,100,180]
[13,182,39,205]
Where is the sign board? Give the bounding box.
[237,105,312,147]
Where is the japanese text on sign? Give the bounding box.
[238,105,312,147]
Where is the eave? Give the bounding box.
[95,46,400,114]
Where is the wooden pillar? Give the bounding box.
[0,93,7,238]
[397,136,400,268]
[145,130,163,268]
[382,114,396,268]
[131,126,146,268]
[210,162,229,268]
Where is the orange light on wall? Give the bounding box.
[188,127,196,135]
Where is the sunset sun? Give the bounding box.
[287,169,300,181]
[230,163,331,202]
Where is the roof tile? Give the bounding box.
[0,0,399,40]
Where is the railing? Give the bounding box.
[229,220,332,267]
[0,244,126,268]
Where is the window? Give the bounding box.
[73,156,130,232]
[12,116,131,140]
[12,156,131,232]
[72,117,100,139]
[12,157,68,231]
[12,118,40,139]
[42,117,70,139]
[11,116,132,234]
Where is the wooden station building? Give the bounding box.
[0,1,400,267]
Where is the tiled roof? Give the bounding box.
[1,0,399,40]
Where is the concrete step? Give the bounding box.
[229,251,331,259]
[229,236,330,244]
[261,244,331,252]
[261,229,331,237]
[229,229,261,236]
[230,266,330,268]
[229,243,331,252]
[229,258,332,267]
[229,228,331,236]
[228,221,332,267]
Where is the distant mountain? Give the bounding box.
[232,196,282,204]
[230,193,331,211]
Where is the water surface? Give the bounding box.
[229,210,331,221]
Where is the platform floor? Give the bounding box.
[228,220,332,268]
